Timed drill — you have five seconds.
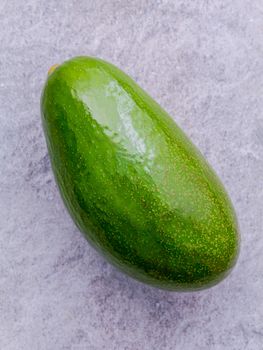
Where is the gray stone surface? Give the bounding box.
[0,1,263,349]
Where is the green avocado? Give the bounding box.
[41,56,239,291]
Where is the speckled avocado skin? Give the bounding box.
[41,56,239,291]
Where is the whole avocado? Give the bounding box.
[41,56,239,291]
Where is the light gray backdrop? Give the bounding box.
[1,1,263,349]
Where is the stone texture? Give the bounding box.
[0,1,263,349]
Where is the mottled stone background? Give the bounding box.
[1,1,263,349]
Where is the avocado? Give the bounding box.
[41,56,239,291]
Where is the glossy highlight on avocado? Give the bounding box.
[41,56,239,291]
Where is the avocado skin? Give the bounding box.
[41,56,239,291]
